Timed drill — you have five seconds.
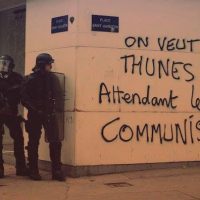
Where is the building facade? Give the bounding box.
[1,0,200,176]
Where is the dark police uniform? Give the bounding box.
[0,70,27,177]
[21,53,65,181]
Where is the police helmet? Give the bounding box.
[36,53,54,66]
[0,55,15,71]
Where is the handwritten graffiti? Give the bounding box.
[191,85,200,111]
[157,38,200,52]
[124,36,200,52]
[99,83,178,109]
[101,116,200,144]
[98,36,200,145]
[120,54,194,82]
[99,83,200,111]
[125,36,149,48]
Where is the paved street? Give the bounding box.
[0,164,200,200]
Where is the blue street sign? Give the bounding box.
[51,15,68,34]
[92,15,119,33]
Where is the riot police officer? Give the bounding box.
[0,55,28,178]
[21,53,65,181]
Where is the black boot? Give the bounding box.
[15,156,29,176]
[0,164,4,178]
[52,169,65,181]
[50,142,65,181]
[16,164,29,176]
[29,169,42,181]
[13,128,28,176]
[27,140,42,181]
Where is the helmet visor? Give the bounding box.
[49,59,54,64]
[0,59,10,72]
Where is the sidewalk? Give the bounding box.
[0,164,200,200]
